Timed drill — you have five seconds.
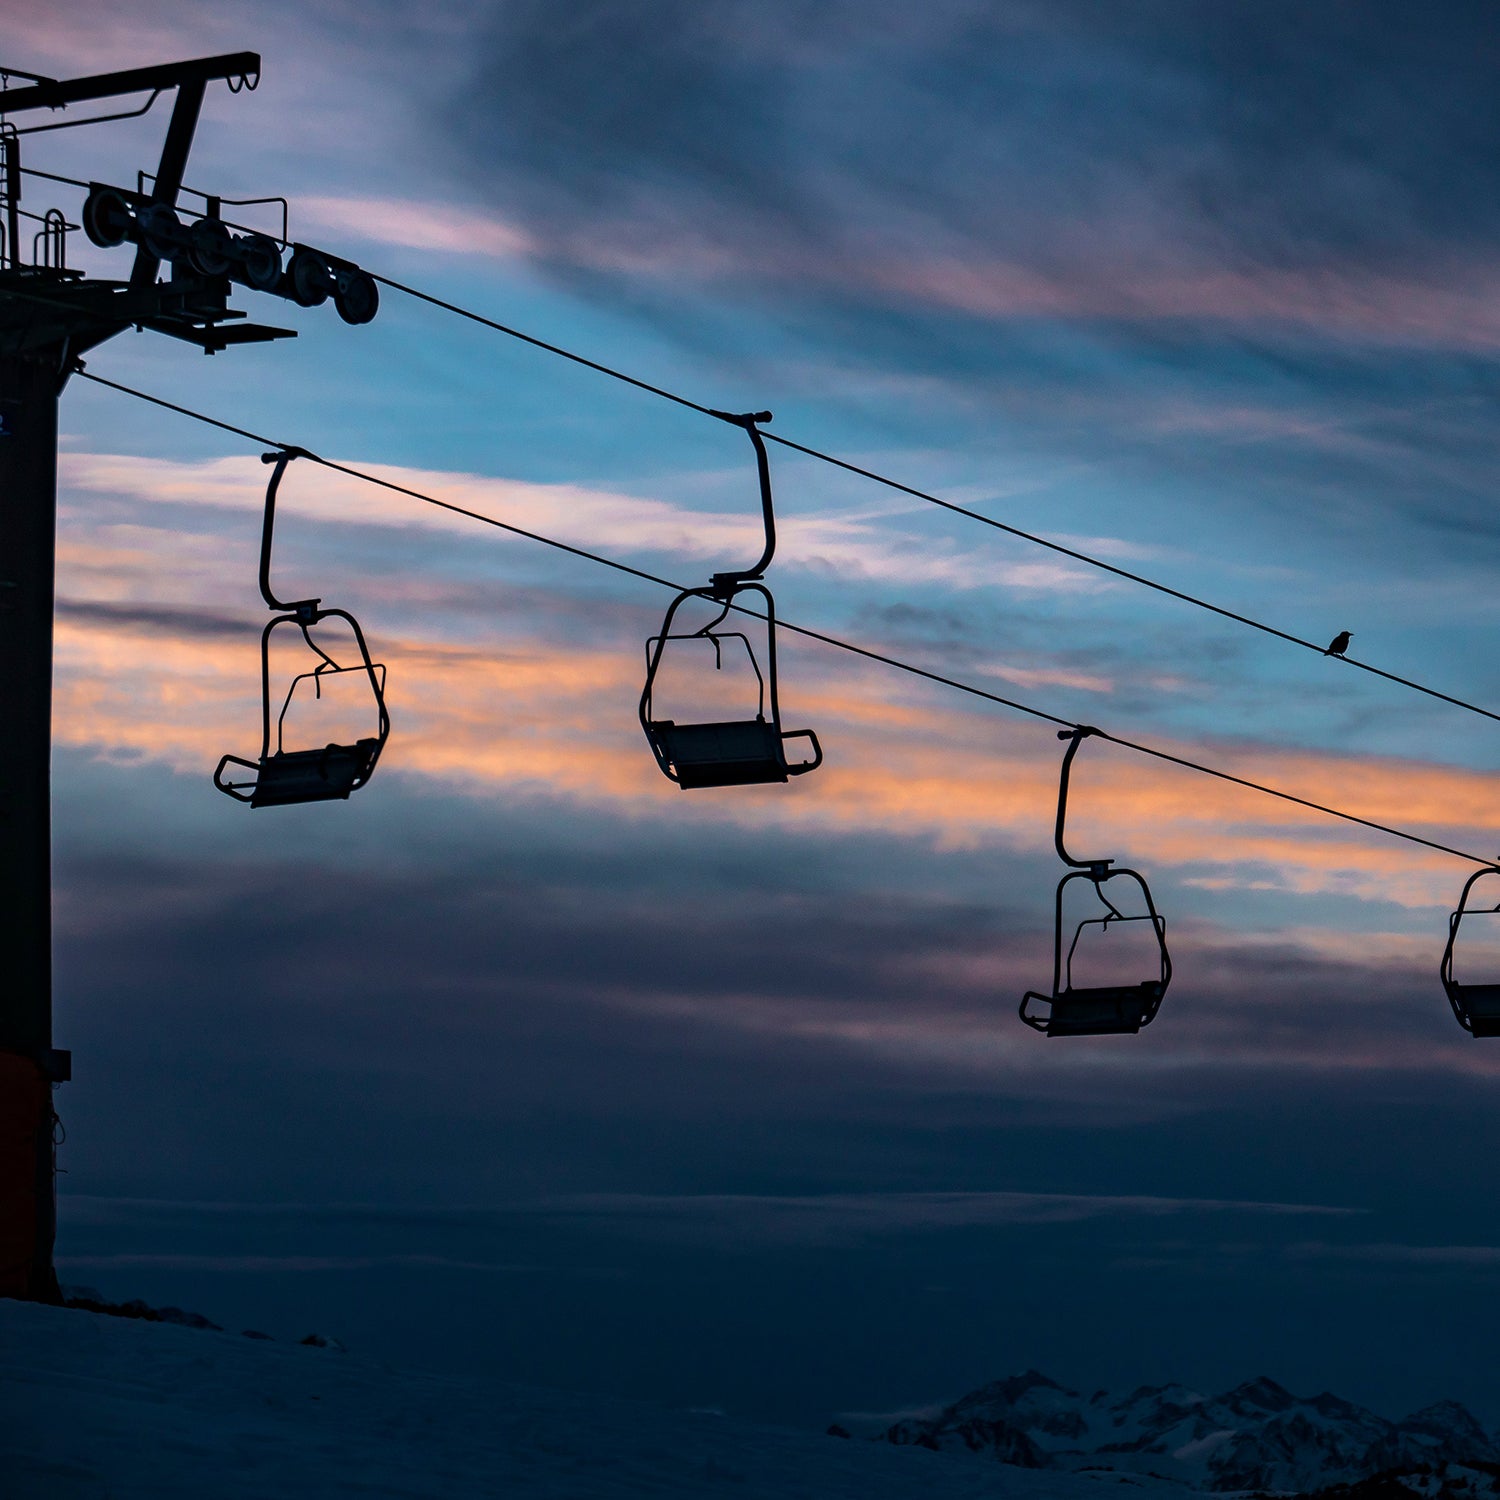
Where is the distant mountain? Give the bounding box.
[876,1371,1500,1493]
[1302,1461,1500,1500]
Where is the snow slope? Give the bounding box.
[0,1301,1186,1500]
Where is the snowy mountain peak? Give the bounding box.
[876,1372,1500,1492]
[1309,1392,1373,1424]
[1222,1376,1298,1415]
[1106,1383,1209,1434]
[1401,1401,1492,1447]
[961,1370,1073,1406]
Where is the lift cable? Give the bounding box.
[73,367,1498,869]
[22,161,1500,730]
[367,272,1500,729]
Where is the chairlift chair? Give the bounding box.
[1440,865,1500,1037]
[640,411,822,788]
[1020,728,1172,1037]
[213,449,390,808]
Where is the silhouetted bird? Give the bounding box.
[1324,630,1352,657]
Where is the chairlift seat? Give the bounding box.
[647,718,800,789]
[1447,983,1500,1037]
[1022,982,1163,1037]
[247,738,381,807]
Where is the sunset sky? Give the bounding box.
[15,0,1500,1427]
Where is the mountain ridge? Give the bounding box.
[873,1372,1500,1492]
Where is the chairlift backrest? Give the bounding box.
[213,449,390,808]
[1020,727,1172,1037]
[640,412,822,789]
[1440,865,1500,1037]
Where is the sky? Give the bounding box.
[12,0,1500,1432]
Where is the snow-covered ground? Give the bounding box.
[1,1300,1185,1499]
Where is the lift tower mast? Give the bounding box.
[0,52,307,1301]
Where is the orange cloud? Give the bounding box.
[51,450,1497,924]
[51,599,1498,918]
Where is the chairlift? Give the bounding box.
[1020,728,1172,1036]
[1440,865,1500,1036]
[213,449,389,807]
[640,411,822,788]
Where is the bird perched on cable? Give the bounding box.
[1324,630,1352,657]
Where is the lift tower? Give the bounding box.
[0,52,372,1301]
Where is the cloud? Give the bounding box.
[56,599,253,640]
[47,449,1500,917]
[978,661,1117,694]
[51,586,1500,911]
[1288,1242,1500,1268]
[50,774,1494,1113]
[297,194,537,262]
[58,449,1104,596]
[539,1189,1358,1247]
[53,1187,1356,1256]
[289,191,1500,353]
[437,1,1500,355]
[56,1251,541,1273]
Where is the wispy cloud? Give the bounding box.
[281,190,1500,353]
[59,450,1102,595]
[539,1189,1358,1247]
[57,1251,541,1273]
[298,195,537,262]
[440,1,1500,360]
[1288,1242,1500,1268]
[55,1189,1356,1255]
[53,600,1500,911]
[48,459,1500,919]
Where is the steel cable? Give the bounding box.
[74,367,1498,869]
[366,272,1500,728]
[19,164,1499,728]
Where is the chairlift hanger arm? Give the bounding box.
[1054,726,1110,871]
[258,448,319,613]
[707,409,775,592]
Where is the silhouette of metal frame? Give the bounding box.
[1440,865,1500,1037]
[1021,728,1172,1036]
[213,450,389,807]
[640,413,821,789]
